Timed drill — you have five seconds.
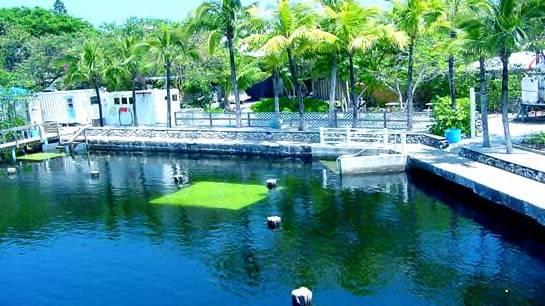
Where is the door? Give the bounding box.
[66,97,76,122]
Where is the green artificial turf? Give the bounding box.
[18,152,65,161]
[150,181,271,210]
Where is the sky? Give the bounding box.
[0,0,386,25]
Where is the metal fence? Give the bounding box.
[174,111,433,130]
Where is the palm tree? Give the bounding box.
[112,36,144,126]
[461,0,545,153]
[144,26,194,128]
[456,1,494,147]
[391,0,442,130]
[190,0,244,128]
[64,41,110,127]
[320,0,405,127]
[248,0,335,130]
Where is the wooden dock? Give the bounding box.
[0,122,60,153]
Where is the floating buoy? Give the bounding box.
[267,216,281,229]
[291,287,312,306]
[6,168,16,175]
[266,179,278,189]
[90,170,100,179]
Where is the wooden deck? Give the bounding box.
[0,122,60,152]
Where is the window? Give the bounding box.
[129,97,134,104]
[172,94,178,102]
[114,98,120,105]
[122,97,128,105]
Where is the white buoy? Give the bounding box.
[267,216,281,229]
[291,287,312,306]
[266,179,278,189]
[90,170,100,179]
[7,168,16,175]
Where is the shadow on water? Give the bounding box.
[408,167,545,259]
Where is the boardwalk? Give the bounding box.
[0,122,60,152]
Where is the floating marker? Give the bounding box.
[291,287,312,306]
[266,179,278,189]
[90,170,100,179]
[267,216,281,229]
[6,168,16,175]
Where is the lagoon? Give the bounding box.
[1,153,544,305]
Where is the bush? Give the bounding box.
[429,96,470,136]
[251,97,329,113]
[523,132,545,145]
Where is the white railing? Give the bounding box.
[319,127,406,153]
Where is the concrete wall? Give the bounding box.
[85,127,321,143]
[459,147,545,184]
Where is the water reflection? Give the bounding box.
[0,153,544,306]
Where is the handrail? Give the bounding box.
[319,127,407,154]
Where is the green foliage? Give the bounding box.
[0,7,93,37]
[430,96,470,136]
[251,97,328,112]
[523,132,545,145]
[53,0,68,15]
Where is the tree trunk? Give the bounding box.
[500,50,513,153]
[287,47,305,131]
[448,31,457,108]
[166,61,172,128]
[93,78,103,127]
[479,56,490,148]
[132,78,138,126]
[328,53,338,128]
[273,68,280,118]
[348,53,358,128]
[405,39,415,131]
[227,34,242,128]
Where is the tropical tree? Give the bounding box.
[143,25,195,128]
[391,0,443,130]
[53,0,68,14]
[190,0,244,127]
[320,0,407,127]
[248,0,335,130]
[64,41,114,127]
[456,1,494,147]
[461,0,545,153]
[111,35,145,126]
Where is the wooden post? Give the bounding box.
[247,113,251,127]
[401,132,407,154]
[470,87,476,138]
[319,127,325,144]
[10,148,16,162]
[56,123,61,143]
[334,109,338,128]
[383,110,387,129]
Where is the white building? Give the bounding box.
[29,89,100,125]
[29,88,181,127]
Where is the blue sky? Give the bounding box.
[0,0,386,25]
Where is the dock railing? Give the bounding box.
[319,127,407,153]
[0,121,60,151]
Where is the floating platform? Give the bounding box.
[336,149,407,175]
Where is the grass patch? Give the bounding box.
[150,181,271,210]
[18,152,65,161]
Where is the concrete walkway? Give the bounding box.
[407,144,545,226]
